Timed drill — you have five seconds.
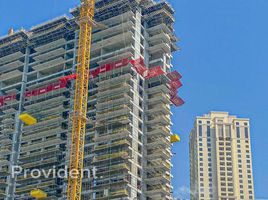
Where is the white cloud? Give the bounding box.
[172,186,191,200]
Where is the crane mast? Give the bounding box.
[67,0,95,199]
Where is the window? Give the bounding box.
[245,127,249,138]
[225,125,231,138]
[207,126,211,137]
[199,125,202,137]
[236,127,240,138]
[218,125,224,138]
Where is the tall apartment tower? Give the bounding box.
[189,112,255,200]
[0,0,183,199]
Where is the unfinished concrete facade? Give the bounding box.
[0,0,183,199]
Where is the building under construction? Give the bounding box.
[0,0,183,199]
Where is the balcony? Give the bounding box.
[93,151,128,163]
[148,32,171,46]
[0,189,5,197]
[147,92,170,104]
[144,174,171,184]
[94,128,131,142]
[19,148,60,160]
[145,185,168,196]
[33,47,65,62]
[2,107,17,115]
[0,147,12,156]
[146,137,170,149]
[95,189,128,200]
[0,60,23,73]
[1,127,14,134]
[20,157,58,169]
[91,31,134,52]
[0,51,24,66]
[94,139,130,152]
[92,178,128,190]
[16,179,56,194]
[22,127,63,141]
[93,20,134,42]
[22,117,65,133]
[24,96,66,110]
[0,69,22,82]
[0,137,12,146]
[20,137,64,152]
[147,104,171,115]
[97,73,132,87]
[146,149,171,160]
[148,42,171,54]
[146,115,171,126]
[0,159,9,167]
[2,117,14,124]
[96,94,131,109]
[35,38,66,53]
[147,126,170,137]
[145,159,172,171]
[147,84,169,94]
[97,83,131,99]
[96,105,131,120]
[32,57,65,72]
[96,163,129,176]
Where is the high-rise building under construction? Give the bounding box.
[0,0,183,199]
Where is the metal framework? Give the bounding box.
[67,1,95,200]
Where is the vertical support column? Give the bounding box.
[140,76,147,200]
[6,45,30,200]
[132,9,146,200]
[133,10,142,60]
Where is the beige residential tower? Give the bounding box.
[190,112,255,200]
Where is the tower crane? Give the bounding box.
[67,0,95,199]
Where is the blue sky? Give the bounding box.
[0,0,267,199]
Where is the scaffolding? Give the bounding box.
[0,0,182,199]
